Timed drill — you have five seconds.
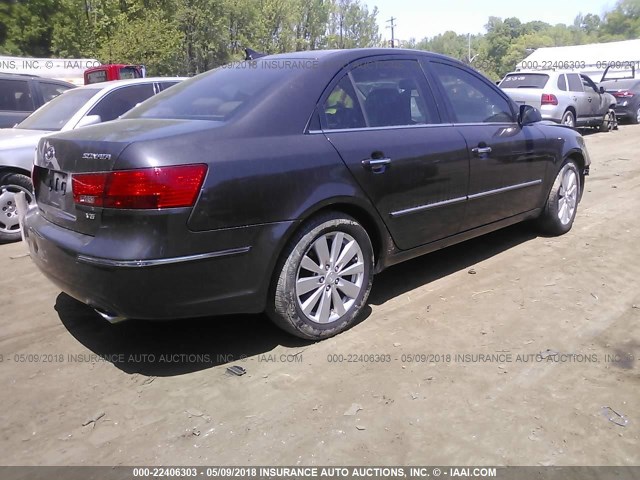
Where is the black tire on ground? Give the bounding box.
[599,110,615,132]
[267,212,374,340]
[561,110,575,128]
[0,173,34,243]
[630,105,640,125]
[537,159,581,236]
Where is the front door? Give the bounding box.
[425,60,552,231]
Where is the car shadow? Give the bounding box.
[369,222,537,305]
[56,222,537,377]
[56,294,311,377]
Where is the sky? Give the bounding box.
[372,0,617,42]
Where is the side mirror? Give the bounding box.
[599,86,605,94]
[518,104,542,125]
[76,114,102,128]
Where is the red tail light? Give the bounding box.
[541,93,558,105]
[612,90,634,98]
[72,164,207,209]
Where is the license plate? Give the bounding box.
[47,171,68,195]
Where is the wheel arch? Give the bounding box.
[262,197,394,306]
[0,166,31,183]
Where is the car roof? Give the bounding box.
[76,77,186,92]
[0,72,74,85]
[256,48,465,66]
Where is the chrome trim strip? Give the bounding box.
[468,179,542,200]
[389,179,542,218]
[390,196,467,218]
[77,246,251,268]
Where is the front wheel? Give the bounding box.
[268,213,374,340]
[537,160,581,236]
[599,110,616,132]
[0,173,34,243]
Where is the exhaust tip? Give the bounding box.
[93,307,127,324]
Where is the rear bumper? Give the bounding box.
[23,207,294,320]
[613,102,637,119]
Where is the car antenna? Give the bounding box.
[244,48,267,60]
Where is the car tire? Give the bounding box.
[599,110,615,132]
[561,110,575,128]
[537,160,581,236]
[0,173,34,243]
[268,212,374,340]
[631,105,640,125]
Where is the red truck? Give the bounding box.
[84,64,145,84]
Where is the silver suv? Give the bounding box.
[500,70,617,130]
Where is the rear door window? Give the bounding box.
[349,59,438,127]
[0,79,34,112]
[323,76,366,129]
[567,74,584,92]
[88,84,156,122]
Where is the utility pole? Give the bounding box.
[386,17,397,48]
[467,33,478,63]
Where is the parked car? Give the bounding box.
[84,64,145,84]
[499,70,617,130]
[600,78,640,124]
[24,49,591,340]
[0,77,183,242]
[0,73,74,128]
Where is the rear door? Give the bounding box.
[320,56,469,250]
[425,60,552,231]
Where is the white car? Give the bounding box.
[0,77,184,242]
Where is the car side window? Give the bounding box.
[159,81,179,91]
[0,79,34,112]
[323,76,366,130]
[40,82,73,103]
[557,75,567,91]
[580,75,598,92]
[88,84,156,122]
[350,60,437,127]
[430,62,514,123]
[567,74,584,92]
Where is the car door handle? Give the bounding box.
[588,98,592,102]
[362,157,391,173]
[472,146,492,155]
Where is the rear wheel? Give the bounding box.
[0,173,34,243]
[268,213,374,340]
[537,160,580,236]
[561,110,575,128]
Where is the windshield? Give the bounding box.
[16,88,99,131]
[125,62,295,121]
[500,74,549,89]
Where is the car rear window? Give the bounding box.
[125,62,297,121]
[500,74,549,89]
[16,88,99,131]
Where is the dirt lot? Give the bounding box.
[0,125,638,467]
